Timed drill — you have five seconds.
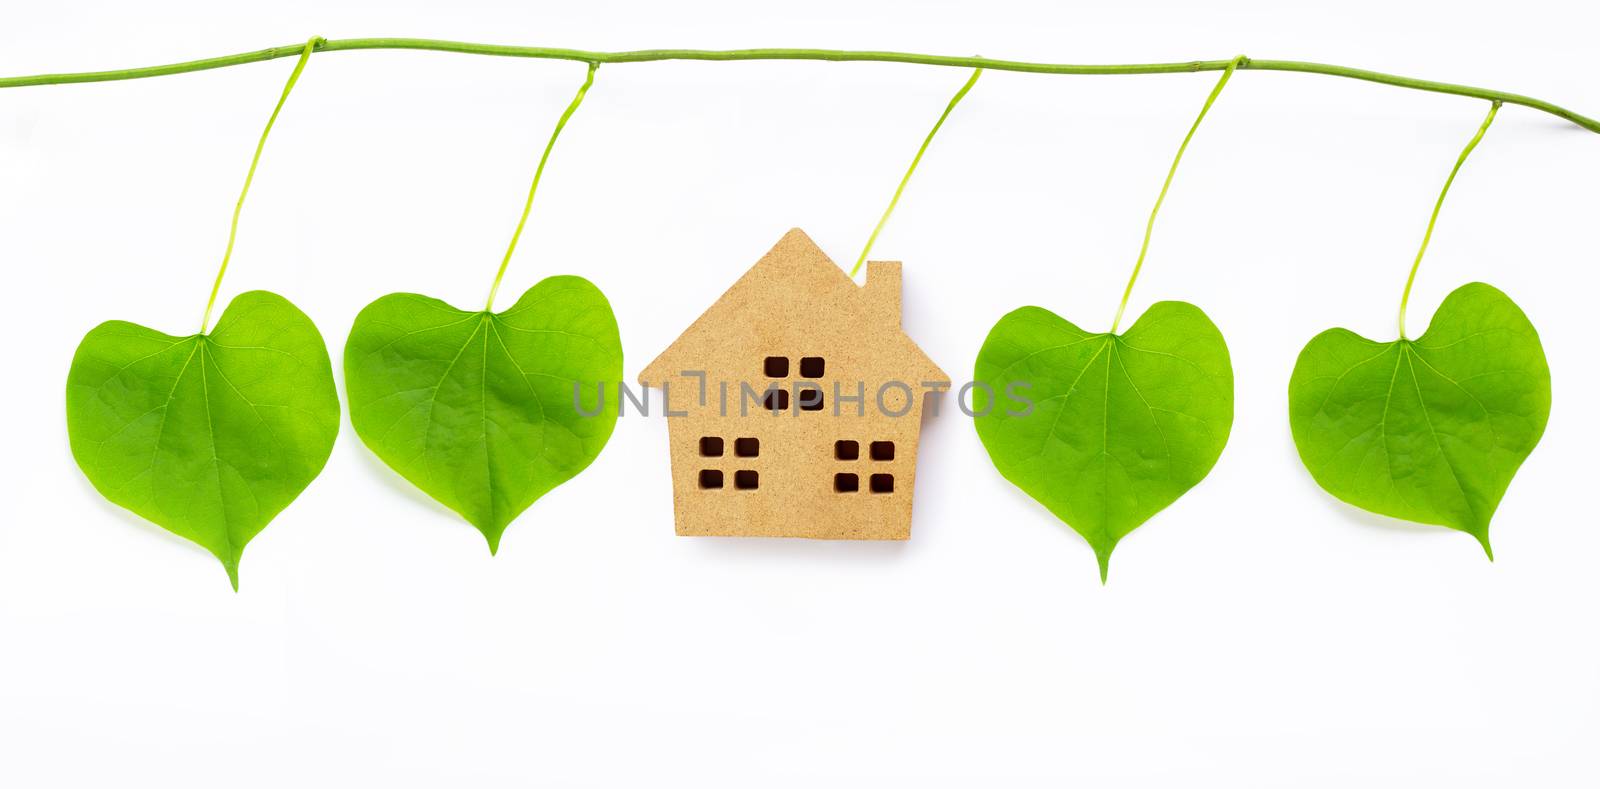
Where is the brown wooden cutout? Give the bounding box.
[639,228,949,540]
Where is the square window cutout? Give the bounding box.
[761,389,790,411]
[870,473,894,494]
[699,436,724,457]
[834,440,859,461]
[870,441,895,461]
[834,473,859,493]
[798,388,824,412]
[735,437,759,457]
[764,356,789,377]
[799,356,826,378]
[699,469,724,489]
[734,470,759,490]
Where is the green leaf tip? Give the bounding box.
[344,276,623,550]
[973,301,1235,581]
[1289,282,1550,556]
[66,290,340,587]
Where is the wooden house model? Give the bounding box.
[639,228,948,539]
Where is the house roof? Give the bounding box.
[638,228,948,386]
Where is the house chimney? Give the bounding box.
[863,261,903,326]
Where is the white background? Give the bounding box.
[2,1,1597,785]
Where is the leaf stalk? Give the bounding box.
[1109,55,1243,334]
[850,67,982,278]
[1397,101,1500,340]
[199,36,320,334]
[485,62,598,312]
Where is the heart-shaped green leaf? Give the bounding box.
[344,276,623,551]
[973,301,1234,580]
[65,291,340,589]
[1288,282,1550,556]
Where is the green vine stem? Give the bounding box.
[199,36,320,334]
[1398,101,1500,339]
[1109,55,1242,334]
[484,62,598,312]
[850,67,982,278]
[2,40,1595,134]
